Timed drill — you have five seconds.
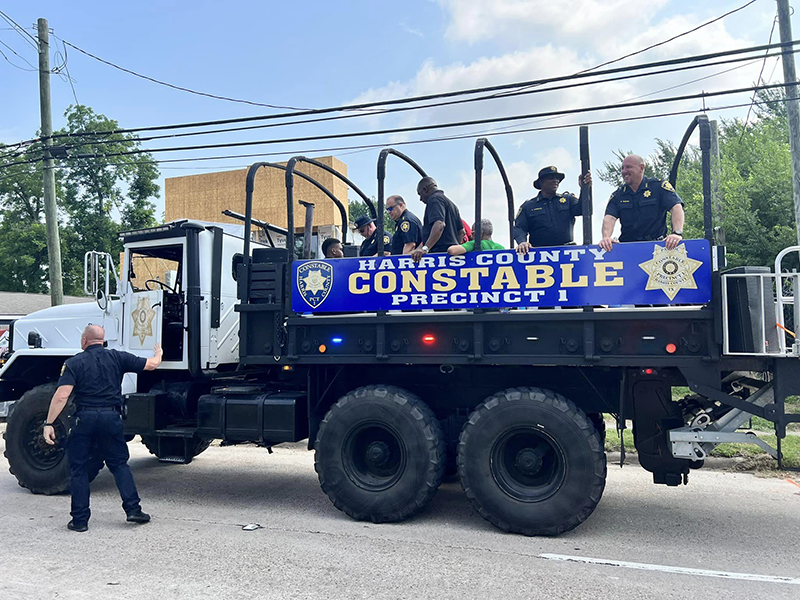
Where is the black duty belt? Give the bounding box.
[76,406,120,412]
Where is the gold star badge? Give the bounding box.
[131,296,156,345]
[400,220,410,233]
[301,270,328,295]
[643,190,652,197]
[639,244,703,301]
[559,196,567,203]
[550,166,557,171]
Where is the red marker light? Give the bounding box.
[665,343,677,354]
[422,335,436,345]
[644,368,654,375]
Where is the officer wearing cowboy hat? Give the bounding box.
[514,165,592,253]
[354,214,392,257]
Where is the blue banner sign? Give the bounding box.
[292,239,712,313]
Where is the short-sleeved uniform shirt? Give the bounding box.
[422,191,463,253]
[58,344,147,408]
[391,209,423,255]
[513,192,582,248]
[461,239,505,251]
[604,177,683,242]
[359,230,393,257]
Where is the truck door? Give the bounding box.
[123,243,187,368]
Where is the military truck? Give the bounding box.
[2,122,799,536]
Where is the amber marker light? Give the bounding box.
[318,344,327,353]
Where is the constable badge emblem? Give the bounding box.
[662,180,675,192]
[559,197,567,203]
[400,220,410,233]
[639,244,703,301]
[297,261,333,309]
[643,190,652,198]
[131,295,156,345]
[550,166,557,171]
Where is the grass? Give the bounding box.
[603,422,800,470]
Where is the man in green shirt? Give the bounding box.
[448,219,505,255]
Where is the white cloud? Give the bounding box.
[438,0,670,44]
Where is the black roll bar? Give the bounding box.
[376,148,428,255]
[473,138,515,249]
[669,114,713,242]
[579,126,594,245]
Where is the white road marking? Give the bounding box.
[539,554,800,585]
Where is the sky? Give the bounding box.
[0,0,792,246]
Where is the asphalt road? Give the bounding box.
[1,432,799,600]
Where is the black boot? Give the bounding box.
[67,520,88,532]
[126,508,151,524]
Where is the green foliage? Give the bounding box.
[597,99,799,268]
[348,197,393,231]
[0,104,160,296]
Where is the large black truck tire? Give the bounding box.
[458,387,606,536]
[3,383,104,495]
[315,385,446,523]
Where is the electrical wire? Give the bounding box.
[50,48,788,154]
[741,13,780,140]
[56,36,312,112]
[0,10,37,49]
[4,95,785,185]
[0,38,37,71]
[10,39,792,148]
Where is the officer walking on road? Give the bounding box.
[43,324,162,532]
[599,154,685,251]
[514,166,592,253]
[385,194,423,255]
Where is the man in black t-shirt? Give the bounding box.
[411,176,464,262]
[43,325,162,532]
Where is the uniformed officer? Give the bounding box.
[411,176,465,263]
[599,154,685,251]
[355,215,392,257]
[43,325,162,532]
[385,194,422,255]
[514,166,592,253]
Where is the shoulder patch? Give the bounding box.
[516,205,524,219]
[661,180,675,192]
[400,220,410,233]
[383,235,391,244]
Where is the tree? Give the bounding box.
[0,105,160,296]
[348,197,393,232]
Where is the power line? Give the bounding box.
[52,48,788,154]
[0,38,37,70]
[0,10,37,49]
[0,80,788,172]
[6,96,785,185]
[3,39,790,156]
[741,13,780,139]
[55,36,312,112]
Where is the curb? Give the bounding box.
[607,451,744,471]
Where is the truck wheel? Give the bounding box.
[3,384,107,494]
[458,387,606,536]
[140,435,210,463]
[315,385,446,523]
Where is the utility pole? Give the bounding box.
[37,18,63,305]
[777,0,800,244]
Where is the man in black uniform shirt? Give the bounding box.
[514,166,592,253]
[355,215,392,257]
[43,325,162,532]
[385,194,422,255]
[599,154,685,251]
[411,176,464,262]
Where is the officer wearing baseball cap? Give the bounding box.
[514,166,592,253]
[355,214,392,257]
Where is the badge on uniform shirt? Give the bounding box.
[559,197,567,203]
[662,180,675,192]
[400,220,410,233]
[643,190,652,198]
